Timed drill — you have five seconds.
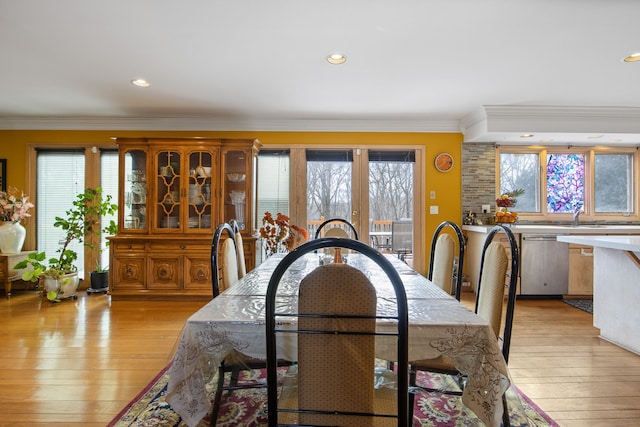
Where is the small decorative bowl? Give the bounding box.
[227,173,246,182]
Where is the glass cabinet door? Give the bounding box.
[222,149,249,230]
[155,150,181,230]
[123,149,147,231]
[187,150,215,230]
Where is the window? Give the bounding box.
[306,150,353,221]
[499,148,636,220]
[100,150,119,269]
[368,150,414,221]
[37,150,86,277]
[253,145,425,272]
[546,153,585,213]
[594,153,633,213]
[499,152,540,212]
[256,150,290,223]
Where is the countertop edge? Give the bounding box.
[556,235,640,252]
[462,224,640,235]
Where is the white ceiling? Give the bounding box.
[2,0,640,145]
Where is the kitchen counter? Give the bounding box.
[556,235,640,251]
[556,234,640,355]
[463,224,640,234]
[462,224,640,297]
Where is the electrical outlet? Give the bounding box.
[482,204,490,214]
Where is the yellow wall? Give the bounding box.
[0,129,463,268]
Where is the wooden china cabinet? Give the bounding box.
[108,138,260,300]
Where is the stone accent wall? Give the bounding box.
[462,143,496,224]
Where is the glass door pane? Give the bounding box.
[156,150,181,229]
[223,149,249,230]
[306,150,353,238]
[123,150,147,230]
[187,150,213,230]
[368,151,414,259]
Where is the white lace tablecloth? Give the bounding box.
[166,254,510,427]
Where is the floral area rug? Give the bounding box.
[109,364,558,427]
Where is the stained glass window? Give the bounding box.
[546,153,584,213]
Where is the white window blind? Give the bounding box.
[37,150,86,277]
[256,151,290,223]
[100,150,119,269]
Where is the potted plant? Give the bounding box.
[14,187,117,301]
[87,218,118,294]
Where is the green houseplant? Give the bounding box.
[88,216,118,293]
[14,187,117,301]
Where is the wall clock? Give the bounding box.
[435,152,454,172]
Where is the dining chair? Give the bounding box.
[229,219,247,278]
[209,222,266,425]
[409,224,518,426]
[391,219,412,262]
[266,237,409,427]
[313,217,359,240]
[427,221,466,300]
[211,222,239,297]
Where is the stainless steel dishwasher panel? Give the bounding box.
[520,234,569,296]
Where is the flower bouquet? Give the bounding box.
[259,212,308,257]
[0,187,34,223]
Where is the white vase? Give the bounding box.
[0,221,26,254]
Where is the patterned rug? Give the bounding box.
[109,364,558,427]
[563,299,593,314]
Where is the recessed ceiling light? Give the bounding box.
[327,54,346,65]
[131,79,151,87]
[623,52,640,62]
[587,135,603,139]
[520,134,534,138]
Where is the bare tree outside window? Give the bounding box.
[306,161,351,220]
[499,153,540,212]
[369,162,413,221]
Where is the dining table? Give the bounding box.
[165,252,511,427]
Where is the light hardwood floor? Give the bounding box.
[0,289,638,426]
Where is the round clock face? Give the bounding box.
[435,153,454,172]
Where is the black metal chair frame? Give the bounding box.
[313,217,359,240]
[229,218,242,236]
[427,221,466,301]
[229,218,246,278]
[265,238,409,427]
[480,224,519,427]
[210,222,237,298]
[410,224,518,426]
[210,222,269,426]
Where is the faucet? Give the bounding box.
[573,205,583,226]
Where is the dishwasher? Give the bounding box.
[520,234,569,296]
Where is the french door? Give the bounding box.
[303,148,422,269]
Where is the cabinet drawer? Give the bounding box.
[113,242,146,251]
[148,242,209,252]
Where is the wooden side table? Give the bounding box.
[0,251,36,299]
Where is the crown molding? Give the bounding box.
[0,116,460,133]
[461,106,640,144]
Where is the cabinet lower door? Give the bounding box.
[148,256,181,289]
[184,256,211,291]
[112,256,146,290]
